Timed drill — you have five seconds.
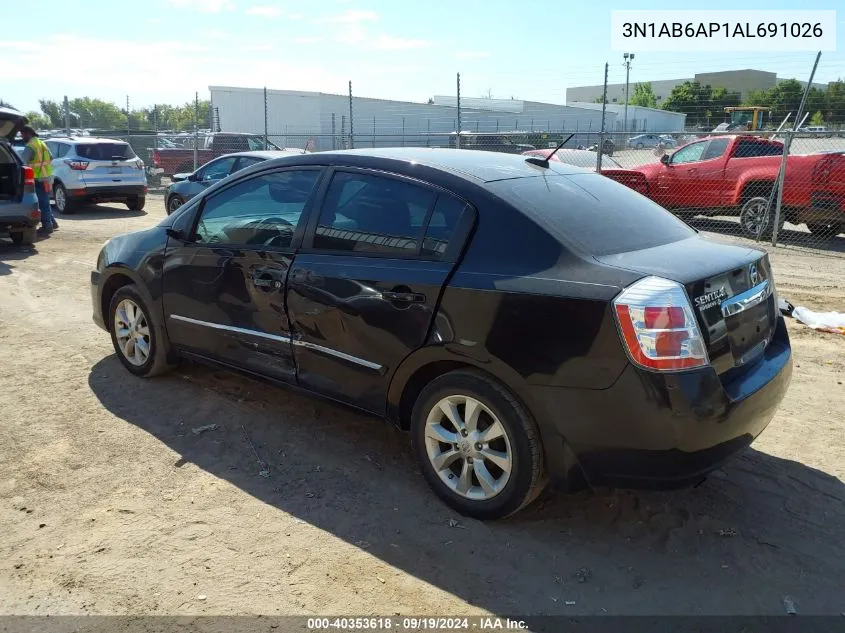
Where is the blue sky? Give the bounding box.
[2,0,842,113]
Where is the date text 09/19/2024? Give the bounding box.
[306,617,528,630]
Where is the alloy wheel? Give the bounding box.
[423,395,513,501]
[55,186,66,213]
[168,196,183,214]
[741,199,770,237]
[114,299,151,366]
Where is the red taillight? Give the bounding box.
[67,159,89,171]
[22,166,35,186]
[614,276,709,372]
[152,150,161,167]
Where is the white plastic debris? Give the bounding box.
[792,306,845,335]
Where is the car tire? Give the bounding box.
[127,196,146,212]
[635,142,644,150]
[10,227,36,246]
[166,195,184,215]
[410,369,546,520]
[739,196,784,239]
[53,182,75,214]
[108,284,173,378]
[807,222,844,239]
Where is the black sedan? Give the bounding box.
[165,150,304,215]
[90,148,792,519]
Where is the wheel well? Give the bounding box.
[740,180,774,203]
[396,360,478,430]
[100,273,134,331]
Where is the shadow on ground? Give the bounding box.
[0,241,38,276]
[87,356,845,615]
[52,203,147,221]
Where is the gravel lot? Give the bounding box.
[1,194,844,617]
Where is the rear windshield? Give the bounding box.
[75,143,136,160]
[488,173,695,256]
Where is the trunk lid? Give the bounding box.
[73,142,144,187]
[597,236,778,375]
[0,107,27,141]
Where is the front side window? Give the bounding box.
[670,141,707,164]
[198,156,236,181]
[313,171,435,255]
[195,169,320,247]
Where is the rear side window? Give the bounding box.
[489,174,695,256]
[75,143,136,160]
[313,171,435,255]
[701,138,730,161]
[733,141,784,158]
[422,195,469,259]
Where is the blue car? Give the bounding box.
[0,107,41,245]
[165,150,305,215]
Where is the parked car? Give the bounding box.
[627,134,678,150]
[150,132,303,177]
[798,126,833,138]
[586,138,615,156]
[521,148,648,194]
[91,148,793,519]
[165,150,306,215]
[621,135,845,238]
[0,108,40,245]
[43,137,148,214]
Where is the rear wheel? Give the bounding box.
[53,182,75,214]
[411,370,546,520]
[127,196,146,212]
[635,142,644,150]
[10,227,36,246]
[807,222,844,239]
[739,196,784,239]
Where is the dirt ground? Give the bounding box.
[1,195,843,617]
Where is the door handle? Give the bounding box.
[382,291,426,303]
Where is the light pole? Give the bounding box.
[623,52,635,133]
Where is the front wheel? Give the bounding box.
[635,142,644,150]
[411,370,546,520]
[127,196,146,212]
[108,284,173,377]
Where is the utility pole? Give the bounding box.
[597,62,609,173]
[63,95,70,136]
[623,52,634,133]
[348,81,354,149]
[193,91,199,171]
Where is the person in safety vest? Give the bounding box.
[20,125,58,235]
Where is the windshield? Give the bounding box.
[246,136,282,151]
[554,152,621,170]
[75,143,136,160]
[489,173,694,256]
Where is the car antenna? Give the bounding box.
[525,133,574,168]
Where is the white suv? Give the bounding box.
[45,137,148,214]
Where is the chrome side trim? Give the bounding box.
[169,314,382,370]
[721,280,770,318]
[169,314,291,344]
[292,339,383,371]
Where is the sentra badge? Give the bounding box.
[694,287,728,311]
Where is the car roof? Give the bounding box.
[310,147,585,183]
[48,136,130,144]
[216,150,305,159]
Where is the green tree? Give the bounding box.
[662,81,713,127]
[629,82,657,108]
[0,98,16,109]
[25,111,50,129]
[825,80,845,125]
[38,99,64,127]
[809,111,824,125]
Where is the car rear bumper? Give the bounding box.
[532,316,792,489]
[70,185,147,202]
[0,209,41,229]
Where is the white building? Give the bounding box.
[209,86,618,151]
[565,103,686,132]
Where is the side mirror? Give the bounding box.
[187,172,199,182]
[660,153,670,165]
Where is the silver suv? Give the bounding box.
[45,137,148,214]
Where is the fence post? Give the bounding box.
[427,119,430,147]
[126,95,130,148]
[402,117,406,147]
[341,115,346,150]
[770,51,821,246]
[373,115,376,148]
[263,86,268,149]
[193,91,199,171]
[63,95,70,136]
[331,113,336,150]
[456,72,462,149]
[348,81,354,149]
[597,62,608,172]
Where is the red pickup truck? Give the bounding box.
[626,135,845,238]
[151,133,291,177]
